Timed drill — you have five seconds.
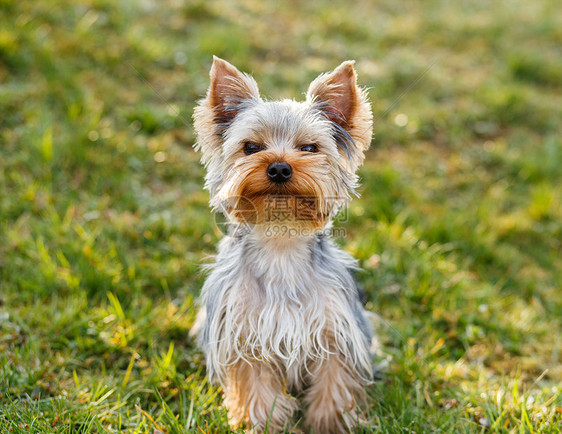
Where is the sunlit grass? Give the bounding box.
[1,0,561,431]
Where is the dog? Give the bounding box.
[192,56,374,433]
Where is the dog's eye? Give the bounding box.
[244,142,264,155]
[300,144,318,153]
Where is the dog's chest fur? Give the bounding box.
[200,230,372,387]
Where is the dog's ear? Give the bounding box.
[307,61,372,167]
[194,57,261,164]
[208,56,260,123]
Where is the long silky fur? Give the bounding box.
[192,57,375,432]
[198,231,373,389]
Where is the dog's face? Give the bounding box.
[194,57,372,229]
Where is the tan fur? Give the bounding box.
[224,360,299,433]
[221,150,339,227]
[304,348,367,433]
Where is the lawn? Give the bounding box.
[1,0,561,432]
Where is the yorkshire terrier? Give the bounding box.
[192,56,374,433]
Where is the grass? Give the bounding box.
[1,0,561,431]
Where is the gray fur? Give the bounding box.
[196,228,374,389]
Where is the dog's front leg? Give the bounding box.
[304,354,367,433]
[223,360,298,433]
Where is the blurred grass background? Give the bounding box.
[0,0,561,432]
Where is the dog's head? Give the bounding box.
[194,57,372,229]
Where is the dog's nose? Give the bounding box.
[267,162,292,184]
